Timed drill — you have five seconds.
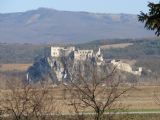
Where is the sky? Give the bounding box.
[0,0,159,14]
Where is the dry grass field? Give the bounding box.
[0,64,158,113]
[0,64,32,89]
[0,85,160,120]
[100,43,133,49]
[0,64,32,72]
[120,86,160,110]
[50,86,160,111]
[0,85,159,114]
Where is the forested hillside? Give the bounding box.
[0,8,154,44]
[0,43,45,63]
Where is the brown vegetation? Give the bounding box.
[0,64,31,72]
[0,81,59,120]
[0,62,159,119]
[100,43,133,49]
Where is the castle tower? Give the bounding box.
[96,48,104,62]
[96,48,101,57]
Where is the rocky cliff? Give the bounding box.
[27,53,76,84]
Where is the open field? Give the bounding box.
[0,85,160,120]
[0,64,158,112]
[54,85,160,110]
[0,85,160,113]
[100,43,133,49]
[0,64,32,72]
[119,86,159,110]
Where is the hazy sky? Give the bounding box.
[0,0,159,14]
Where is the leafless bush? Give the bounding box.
[0,80,59,120]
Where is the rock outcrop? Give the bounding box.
[26,46,144,85]
[26,47,104,84]
[27,57,68,84]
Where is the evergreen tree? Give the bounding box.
[138,2,160,36]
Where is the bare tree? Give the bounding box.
[64,61,134,120]
[0,80,58,120]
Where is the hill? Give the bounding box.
[0,8,154,44]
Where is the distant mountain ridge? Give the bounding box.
[0,8,154,44]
